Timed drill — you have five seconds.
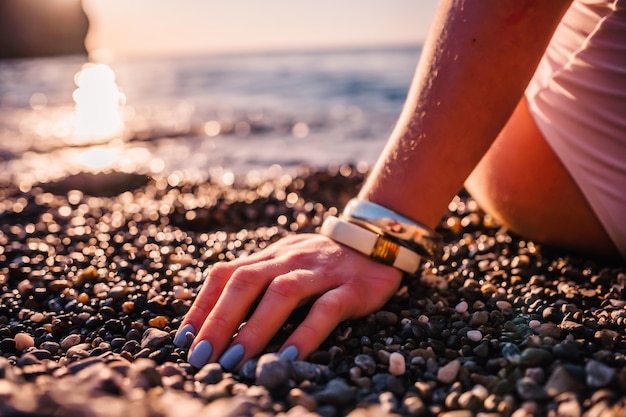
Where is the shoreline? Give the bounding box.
[1,168,625,416]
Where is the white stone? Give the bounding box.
[467,330,483,342]
[389,352,406,376]
[455,301,469,313]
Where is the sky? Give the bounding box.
[82,1,439,58]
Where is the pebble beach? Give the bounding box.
[1,167,625,417]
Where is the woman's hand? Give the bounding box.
[174,233,403,370]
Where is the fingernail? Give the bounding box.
[173,324,195,348]
[218,344,245,370]
[188,340,213,368]
[280,345,299,361]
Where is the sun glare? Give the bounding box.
[74,145,122,170]
[71,63,125,143]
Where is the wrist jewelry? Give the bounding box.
[320,215,421,274]
[342,199,442,259]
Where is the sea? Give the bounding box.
[0,46,422,186]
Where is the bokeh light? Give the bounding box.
[71,63,125,143]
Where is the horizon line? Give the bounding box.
[89,42,425,63]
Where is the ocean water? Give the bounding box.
[0,47,422,184]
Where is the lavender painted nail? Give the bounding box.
[280,345,299,361]
[188,340,213,368]
[218,344,245,370]
[173,324,195,348]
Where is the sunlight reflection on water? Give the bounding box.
[70,63,126,144]
[1,48,421,185]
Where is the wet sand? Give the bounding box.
[1,168,625,416]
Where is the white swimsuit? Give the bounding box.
[525,0,626,259]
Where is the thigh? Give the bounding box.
[465,97,620,259]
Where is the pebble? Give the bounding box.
[0,169,624,417]
[121,301,135,314]
[585,360,616,388]
[108,285,128,301]
[437,360,461,384]
[375,311,398,326]
[457,391,482,411]
[195,363,223,384]
[544,366,585,397]
[238,359,258,381]
[455,301,469,313]
[140,328,171,349]
[40,341,61,356]
[595,329,619,349]
[127,358,162,390]
[0,340,15,356]
[519,348,553,367]
[148,316,168,329]
[60,334,82,350]
[255,353,291,390]
[291,362,322,384]
[560,320,585,333]
[516,376,546,400]
[30,312,45,323]
[66,357,103,375]
[536,323,561,339]
[288,388,317,412]
[66,343,91,358]
[29,349,52,360]
[14,333,35,351]
[466,330,482,342]
[496,301,512,310]
[377,349,390,365]
[469,311,489,327]
[501,343,521,364]
[472,341,489,357]
[314,378,354,406]
[552,342,580,361]
[388,352,405,376]
[557,395,582,417]
[354,354,377,376]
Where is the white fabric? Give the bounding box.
[525,0,626,259]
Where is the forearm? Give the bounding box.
[359,0,571,229]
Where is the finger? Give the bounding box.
[172,263,232,348]
[278,287,356,361]
[187,259,296,367]
[217,269,337,370]
[173,246,283,348]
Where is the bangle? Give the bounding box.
[342,199,442,259]
[320,216,421,274]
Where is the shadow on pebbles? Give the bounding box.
[1,167,625,417]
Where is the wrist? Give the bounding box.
[320,216,422,274]
[343,199,443,259]
[318,199,443,274]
